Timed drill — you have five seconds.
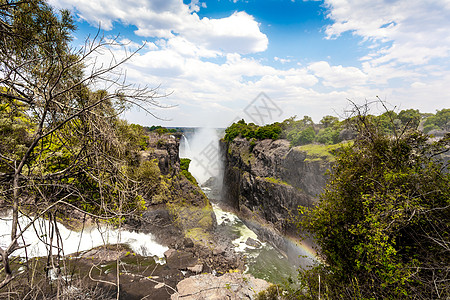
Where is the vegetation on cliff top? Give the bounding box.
[180,158,198,185]
[292,107,450,299]
[224,108,449,147]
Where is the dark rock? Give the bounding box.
[183,238,194,248]
[245,237,261,248]
[220,137,330,236]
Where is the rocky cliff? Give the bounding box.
[221,137,333,237]
[128,132,216,246]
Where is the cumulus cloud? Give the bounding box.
[48,0,450,126]
[324,0,450,66]
[48,0,267,55]
[308,61,368,88]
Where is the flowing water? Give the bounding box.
[181,128,317,284]
[0,130,317,287]
[212,202,315,284]
[0,210,168,262]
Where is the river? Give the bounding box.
[0,210,167,262]
[180,129,317,284]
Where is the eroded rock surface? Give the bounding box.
[172,272,271,300]
[221,137,330,235]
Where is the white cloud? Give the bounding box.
[48,0,450,127]
[324,0,450,66]
[48,0,267,55]
[274,57,292,64]
[308,61,368,88]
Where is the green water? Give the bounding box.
[212,203,302,285]
[245,245,299,284]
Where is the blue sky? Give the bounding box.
[49,0,450,127]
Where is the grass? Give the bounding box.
[295,142,352,162]
[264,177,291,187]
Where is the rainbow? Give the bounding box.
[285,234,319,262]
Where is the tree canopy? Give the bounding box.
[296,107,450,299]
[0,0,163,290]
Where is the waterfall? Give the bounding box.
[180,134,191,157]
[179,128,221,184]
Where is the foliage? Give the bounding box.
[117,121,150,153]
[264,177,290,186]
[320,115,339,128]
[423,108,450,133]
[0,96,34,173]
[296,143,347,162]
[180,158,198,185]
[0,0,164,289]
[131,159,161,197]
[224,119,282,142]
[223,109,448,153]
[397,109,421,129]
[296,108,450,299]
[288,126,316,146]
[255,284,285,300]
[147,125,177,135]
[315,127,341,145]
[224,115,344,146]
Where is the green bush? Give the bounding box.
[423,108,450,133]
[296,113,450,299]
[223,119,282,142]
[180,158,198,185]
[134,160,161,188]
[289,126,316,146]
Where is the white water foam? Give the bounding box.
[212,204,264,252]
[0,210,168,260]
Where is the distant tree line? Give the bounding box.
[224,108,449,146]
[146,125,178,135]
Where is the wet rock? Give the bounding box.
[245,237,261,248]
[172,272,270,300]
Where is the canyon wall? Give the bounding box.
[221,137,332,236]
[129,132,216,245]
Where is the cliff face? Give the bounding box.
[131,132,216,245]
[221,137,331,235]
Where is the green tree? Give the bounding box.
[297,108,450,299]
[315,127,341,145]
[290,126,316,146]
[0,0,163,289]
[319,115,339,128]
[423,108,450,133]
[398,108,421,129]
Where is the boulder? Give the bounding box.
[245,237,261,248]
[172,272,270,300]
